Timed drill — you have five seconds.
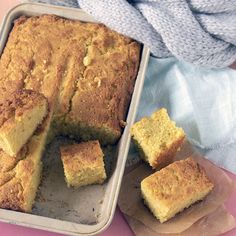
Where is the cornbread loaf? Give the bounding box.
[131,108,185,168]
[0,14,140,212]
[0,89,48,157]
[60,141,106,188]
[141,157,214,223]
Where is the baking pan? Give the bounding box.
[0,3,150,235]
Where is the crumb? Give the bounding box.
[119,120,127,128]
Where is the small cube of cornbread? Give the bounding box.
[141,157,214,223]
[60,140,106,188]
[131,108,185,168]
[0,90,48,157]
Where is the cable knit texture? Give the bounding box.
[29,0,236,68]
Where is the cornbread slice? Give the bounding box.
[0,15,140,146]
[0,118,50,212]
[0,90,48,156]
[141,157,214,223]
[60,140,106,188]
[131,108,185,168]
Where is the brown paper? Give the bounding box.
[119,142,235,234]
[125,205,236,236]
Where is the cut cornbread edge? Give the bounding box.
[0,91,48,157]
[0,128,48,212]
[55,118,120,145]
[64,166,106,189]
[131,108,185,169]
[150,135,185,169]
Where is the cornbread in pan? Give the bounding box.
[141,157,214,223]
[60,141,106,188]
[0,14,140,212]
[131,108,185,168]
[0,90,48,157]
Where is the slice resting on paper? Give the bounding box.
[141,157,214,223]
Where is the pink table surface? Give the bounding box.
[0,1,236,236]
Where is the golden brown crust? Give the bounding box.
[142,158,213,200]
[141,157,214,222]
[0,90,47,127]
[61,140,104,172]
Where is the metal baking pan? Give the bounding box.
[0,3,150,235]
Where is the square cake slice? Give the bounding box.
[60,140,107,188]
[0,90,48,157]
[131,108,185,168]
[141,157,214,223]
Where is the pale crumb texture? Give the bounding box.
[131,108,185,168]
[60,140,106,188]
[0,89,48,157]
[141,157,214,223]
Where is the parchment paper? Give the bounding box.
[125,205,236,236]
[119,142,235,234]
